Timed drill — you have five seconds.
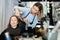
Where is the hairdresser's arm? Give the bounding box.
[22,18,28,25]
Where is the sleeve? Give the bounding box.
[14,6,30,14]
[0,30,6,40]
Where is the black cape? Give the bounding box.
[0,26,21,40]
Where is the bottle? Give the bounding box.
[5,32,11,40]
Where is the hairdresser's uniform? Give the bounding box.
[14,7,38,34]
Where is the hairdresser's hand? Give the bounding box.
[23,18,28,25]
[14,6,23,17]
[15,8,20,17]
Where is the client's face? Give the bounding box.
[10,16,18,28]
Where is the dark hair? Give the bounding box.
[8,15,19,28]
[33,2,43,13]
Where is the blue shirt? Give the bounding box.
[17,7,38,29]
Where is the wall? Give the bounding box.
[0,0,18,34]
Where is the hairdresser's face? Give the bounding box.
[10,16,18,28]
[31,5,39,14]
